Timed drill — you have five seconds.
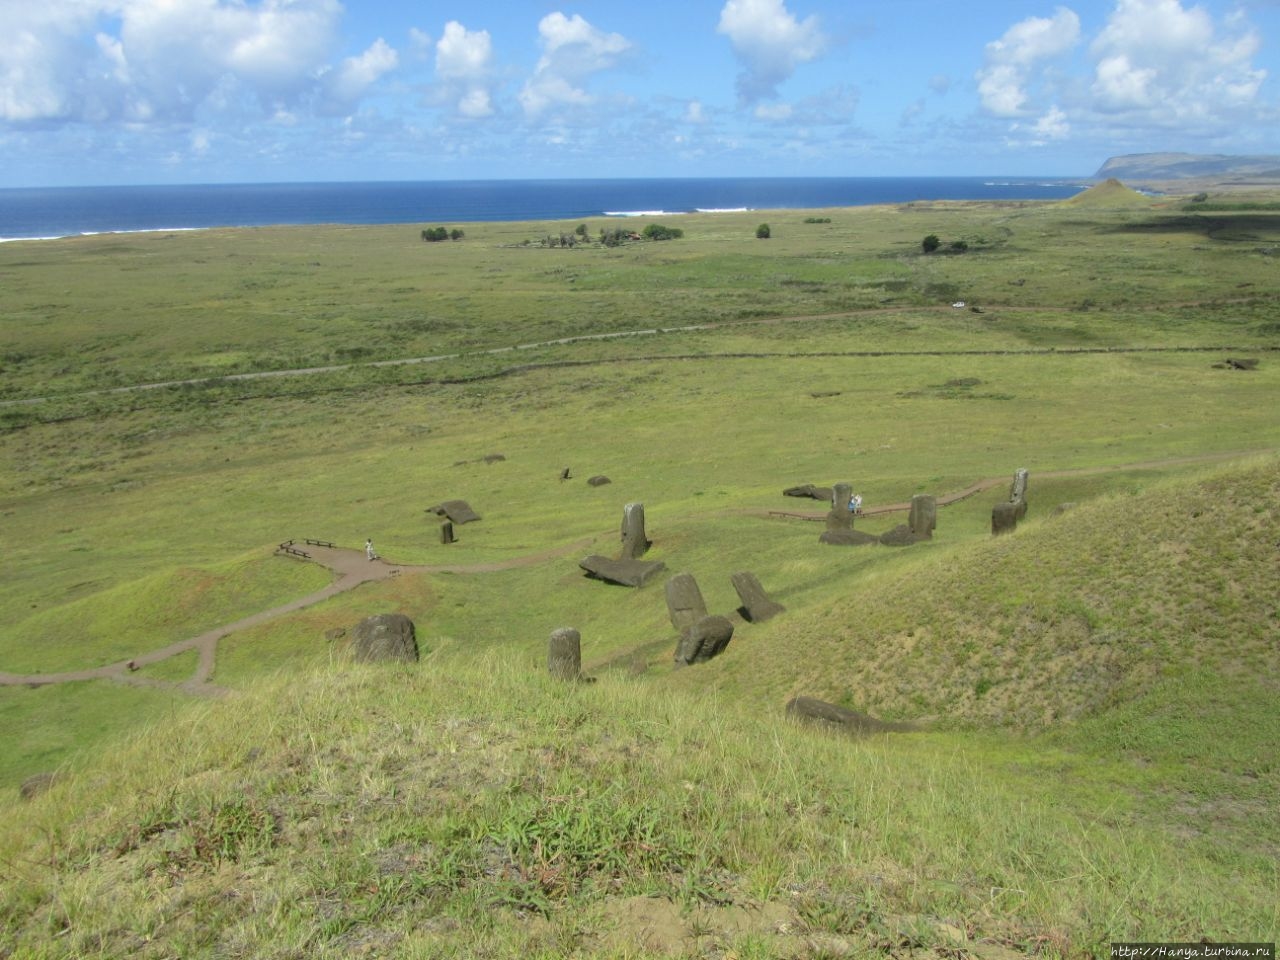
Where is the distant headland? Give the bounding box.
[1094,152,1280,191]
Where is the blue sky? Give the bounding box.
[2,0,1278,186]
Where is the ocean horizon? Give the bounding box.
[0,176,1089,242]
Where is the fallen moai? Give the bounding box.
[783,483,833,501]
[665,573,708,633]
[785,696,919,735]
[675,614,734,666]
[587,475,612,486]
[731,571,785,623]
[352,613,419,663]
[579,555,666,587]
[548,627,582,681]
[428,500,481,524]
[879,524,923,547]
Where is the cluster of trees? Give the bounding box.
[921,234,968,253]
[538,222,686,248]
[421,227,465,242]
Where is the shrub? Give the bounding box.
[921,234,940,253]
[756,223,771,239]
[642,223,684,241]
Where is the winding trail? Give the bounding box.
[2,302,1273,409]
[0,448,1265,696]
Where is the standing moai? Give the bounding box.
[821,481,874,545]
[547,627,582,680]
[992,500,1020,535]
[619,502,651,559]
[1009,468,1029,520]
[440,520,456,544]
[824,482,854,534]
[908,494,937,539]
[665,573,708,633]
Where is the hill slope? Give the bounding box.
[676,458,1280,727]
[2,460,1276,958]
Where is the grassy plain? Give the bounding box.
[0,190,1278,956]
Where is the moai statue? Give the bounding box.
[1009,468,1029,520]
[440,520,456,544]
[908,494,937,539]
[547,627,581,680]
[992,500,1020,535]
[731,571,785,623]
[619,502,651,559]
[824,482,854,534]
[821,481,873,545]
[665,573,708,633]
[674,615,734,666]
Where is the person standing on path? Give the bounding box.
[366,538,377,561]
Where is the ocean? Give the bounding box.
[0,177,1086,242]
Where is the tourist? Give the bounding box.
[365,538,376,561]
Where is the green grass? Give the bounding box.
[1,198,1278,956]
[1,659,1274,958]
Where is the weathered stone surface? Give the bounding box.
[675,615,734,665]
[579,555,666,587]
[587,475,612,486]
[1009,468,1029,503]
[878,524,923,547]
[352,613,419,663]
[1225,357,1259,370]
[992,500,1020,536]
[440,520,456,544]
[783,483,833,501]
[548,627,582,680]
[731,571,785,623]
[820,528,879,546]
[20,772,57,801]
[664,573,708,632]
[619,502,650,559]
[429,500,481,524]
[831,482,853,514]
[908,494,936,539]
[785,697,919,735]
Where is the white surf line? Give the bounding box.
[0,323,717,407]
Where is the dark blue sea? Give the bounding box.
[0,177,1086,241]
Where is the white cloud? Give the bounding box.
[0,0,400,125]
[518,12,631,118]
[1089,0,1265,119]
[435,21,494,118]
[977,0,1269,145]
[976,7,1080,117]
[717,0,825,104]
[324,39,398,113]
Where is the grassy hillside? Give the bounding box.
[1,198,1278,956]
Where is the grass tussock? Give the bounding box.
[2,654,1275,959]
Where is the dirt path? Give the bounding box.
[3,302,1270,408]
[0,449,1266,696]
[0,535,600,696]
